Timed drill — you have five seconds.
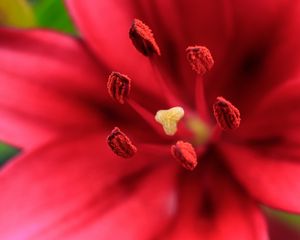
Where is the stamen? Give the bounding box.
[213,97,241,130]
[186,46,214,75]
[129,18,161,56]
[155,107,184,136]
[107,127,137,158]
[107,72,131,104]
[171,141,197,171]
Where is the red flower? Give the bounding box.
[0,0,300,239]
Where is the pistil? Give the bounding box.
[186,116,211,145]
[155,107,185,136]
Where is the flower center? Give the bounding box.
[186,116,211,145]
[105,18,241,171]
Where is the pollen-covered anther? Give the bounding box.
[107,72,131,104]
[107,127,137,158]
[213,97,241,130]
[186,46,214,75]
[129,18,161,56]
[171,141,197,171]
[155,107,184,136]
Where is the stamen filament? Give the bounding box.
[148,59,182,107]
[195,75,209,121]
[127,99,167,138]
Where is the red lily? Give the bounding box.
[1,0,300,239]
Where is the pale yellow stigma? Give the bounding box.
[155,107,184,136]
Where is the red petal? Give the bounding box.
[160,158,267,240]
[221,81,300,213]
[0,111,57,152]
[206,0,300,116]
[0,29,107,150]
[219,143,300,213]
[0,133,178,239]
[238,80,300,156]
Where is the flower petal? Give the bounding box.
[220,80,300,213]
[160,157,267,240]
[0,133,178,239]
[0,28,108,150]
[238,79,300,158]
[219,143,300,213]
[206,0,300,116]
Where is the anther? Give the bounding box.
[155,107,184,136]
[107,127,137,158]
[171,141,197,171]
[129,18,161,56]
[107,72,131,104]
[213,97,241,130]
[186,46,214,75]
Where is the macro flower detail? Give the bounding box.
[129,18,160,56]
[213,96,241,130]
[171,141,197,171]
[107,127,137,158]
[1,0,300,239]
[107,72,131,104]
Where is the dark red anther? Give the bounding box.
[107,72,131,104]
[213,97,241,130]
[129,18,161,57]
[171,141,197,171]
[107,127,137,158]
[186,46,214,75]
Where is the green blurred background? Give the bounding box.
[0,0,300,235]
[0,0,76,164]
[0,0,76,33]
